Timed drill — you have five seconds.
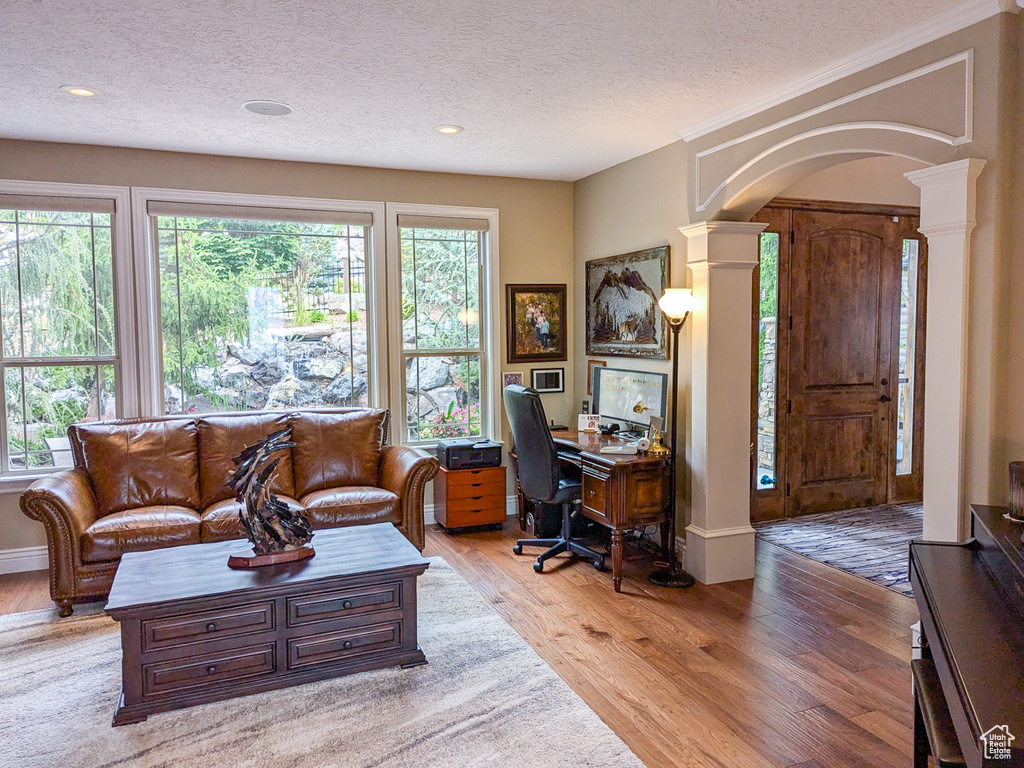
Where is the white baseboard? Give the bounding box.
[0,545,48,574]
[425,495,518,526]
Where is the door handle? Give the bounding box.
[879,394,892,402]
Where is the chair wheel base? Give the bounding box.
[512,543,523,555]
[533,561,544,573]
[594,558,605,571]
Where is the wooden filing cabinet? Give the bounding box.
[433,465,506,531]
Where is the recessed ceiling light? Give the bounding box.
[435,125,464,134]
[243,100,293,116]
[60,85,100,97]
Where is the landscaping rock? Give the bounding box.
[250,359,286,386]
[294,357,344,381]
[407,356,450,390]
[325,374,368,405]
[228,344,262,366]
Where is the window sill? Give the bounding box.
[0,472,57,495]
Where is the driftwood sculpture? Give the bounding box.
[226,427,315,569]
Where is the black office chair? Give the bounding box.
[504,384,605,573]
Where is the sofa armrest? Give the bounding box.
[379,445,439,550]
[20,468,100,603]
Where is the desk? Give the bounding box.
[513,428,671,592]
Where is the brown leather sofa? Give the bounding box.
[20,408,439,616]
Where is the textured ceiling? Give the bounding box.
[1,0,970,181]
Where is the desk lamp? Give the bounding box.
[649,288,697,589]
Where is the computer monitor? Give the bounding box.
[592,367,668,435]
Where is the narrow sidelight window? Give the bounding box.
[756,231,780,489]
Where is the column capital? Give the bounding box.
[679,220,768,239]
[904,158,986,190]
[681,220,767,271]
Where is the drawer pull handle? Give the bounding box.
[470,483,482,487]
[205,622,217,632]
[343,641,353,650]
[207,665,217,675]
[342,600,353,610]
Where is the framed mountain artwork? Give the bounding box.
[585,246,669,359]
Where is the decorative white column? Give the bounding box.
[680,221,766,583]
[906,159,986,541]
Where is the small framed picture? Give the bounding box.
[531,367,565,393]
[502,371,525,388]
[587,359,606,396]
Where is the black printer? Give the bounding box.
[435,438,502,470]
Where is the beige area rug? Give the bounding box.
[0,557,643,768]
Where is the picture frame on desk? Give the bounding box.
[587,359,606,396]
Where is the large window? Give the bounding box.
[0,186,129,473]
[149,202,374,414]
[388,207,498,445]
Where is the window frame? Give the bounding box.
[130,187,386,417]
[384,202,501,447]
[0,179,135,484]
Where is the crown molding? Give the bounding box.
[679,0,1012,143]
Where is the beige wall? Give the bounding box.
[573,12,1022,526]
[997,11,1024,492]
[778,155,927,206]
[0,140,574,552]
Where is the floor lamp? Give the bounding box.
[649,288,697,588]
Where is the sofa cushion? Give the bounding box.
[81,506,201,563]
[199,495,305,542]
[69,419,200,515]
[299,487,399,529]
[290,410,388,498]
[197,413,295,508]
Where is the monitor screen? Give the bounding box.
[592,367,668,430]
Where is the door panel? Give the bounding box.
[787,210,896,514]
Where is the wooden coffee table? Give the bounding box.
[105,523,429,726]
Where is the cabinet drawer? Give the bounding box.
[444,495,505,513]
[286,582,401,628]
[143,643,275,698]
[287,621,402,670]
[444,467,505,486]
[447,480,505,500]
[441,505,506,528]
[141,602,275,652]
[582,471,611,525]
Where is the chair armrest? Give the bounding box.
[378,445,440,550]
[20,468,101,601]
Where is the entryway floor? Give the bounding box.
[753,503,923,596]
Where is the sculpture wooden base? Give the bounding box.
[227,546,315,569]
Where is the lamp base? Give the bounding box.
[648,562,696,588]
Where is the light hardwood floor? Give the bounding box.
[0,526,919,768]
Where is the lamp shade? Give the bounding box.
[658,288,696,320]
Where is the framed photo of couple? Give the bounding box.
[506,284,567,364]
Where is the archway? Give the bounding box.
[683,149,986,583]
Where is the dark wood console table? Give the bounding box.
[105,523,428,726]
[512,428,670,592]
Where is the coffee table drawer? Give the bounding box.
[142,601,275,652]
[143,643,276,698]
[287,621,402,670]
[286,582,401,627]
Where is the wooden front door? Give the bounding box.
[787,210,895,513]
[751,200,927,521]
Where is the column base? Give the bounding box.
[684,524,756,584]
